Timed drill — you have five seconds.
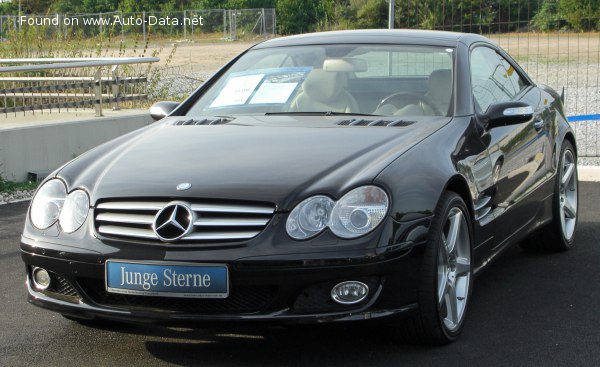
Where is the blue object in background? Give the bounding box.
[568,114,600,122]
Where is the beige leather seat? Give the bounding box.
[391,69,452,117]
[424,69,452,115]
[290,69,359,113]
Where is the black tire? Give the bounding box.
[520,140,578,252]
[395,191,474,344]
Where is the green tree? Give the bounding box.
[531,0,562,31]
[356,0,387,28]
[275,0,327,34]
[558,0,599,31]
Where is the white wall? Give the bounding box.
[0,114,153,181]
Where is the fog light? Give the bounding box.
[331,281,369,305]
[32,267,51,291]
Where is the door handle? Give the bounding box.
[533,116,544,130]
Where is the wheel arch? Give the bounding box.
[443,175,474,220]
[563,131,577,157]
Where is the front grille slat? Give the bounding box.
[193,217,270,227]
[96,213,155,225]
[185,231,262,241]
[190,203,274,214]
[95,199,275,243]
[98,225,157,239]
[97,202,167,211]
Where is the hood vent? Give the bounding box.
[173,117,234,126]
[336,118,416,127]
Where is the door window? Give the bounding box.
[470,47,527,112]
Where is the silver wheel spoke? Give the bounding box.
[561,163,575,186]
[563,201,576,219]
[455,257,470,277]
[446,211,462,255]
[438,271,448,304]
[444,282,459,325]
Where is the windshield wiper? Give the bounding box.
[264,111,382,116]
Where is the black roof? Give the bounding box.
[253,29,490,49]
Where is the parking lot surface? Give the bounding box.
[1,183,599,366]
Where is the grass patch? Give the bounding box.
[0,178,39,194]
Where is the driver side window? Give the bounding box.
[470,47,522,113]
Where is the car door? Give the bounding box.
[470,46,549,248]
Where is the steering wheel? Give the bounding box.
[375,92,441,116]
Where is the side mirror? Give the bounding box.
[149,101,179,121]
[482,101,534,129]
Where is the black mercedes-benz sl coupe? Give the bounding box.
[21,30,578,344]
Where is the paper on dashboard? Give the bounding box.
[210,74,264,108]
[249,82,298,104]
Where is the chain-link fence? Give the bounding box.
[0,3,598,159]
[0,8,275,42]
[392,0,599,160]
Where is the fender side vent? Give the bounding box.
[174,117,234,126]
[336,118,416,127]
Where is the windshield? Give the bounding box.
[186,44,454,117]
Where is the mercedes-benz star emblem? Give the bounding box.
[153,202,194,242]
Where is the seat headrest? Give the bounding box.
[302,69,346,102]
[428,69,452,103]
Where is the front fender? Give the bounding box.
[374,117,482,222]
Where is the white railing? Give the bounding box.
[0,57,159,117]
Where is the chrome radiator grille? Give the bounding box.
[94,199,275,243]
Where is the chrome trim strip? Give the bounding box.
[191,203,274,214]
[98,225,260,241]
[475,206,492,221]
[98,225,157,239]
[193,218,269,227]
[96,213,155,225]
[96,202,167,211]
[474,195,492,211]
[184,231,260,240]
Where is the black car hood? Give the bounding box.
[58,116,450,210]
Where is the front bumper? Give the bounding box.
[22,244,424,325]
[21,212,432,325]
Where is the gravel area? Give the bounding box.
[0,190,35,205]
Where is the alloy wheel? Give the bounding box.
[437,207,471,332]
[559,149,577,241]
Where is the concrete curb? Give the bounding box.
[578,166,600,182]
[0,198,31,206]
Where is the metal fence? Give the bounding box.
[392,1,600,160]
[0,8,276,42]
[0,3,598,159]
[0,57,159,117]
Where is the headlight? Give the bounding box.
[329,186,389,239]
[58,190,90,233]
[30,179,89,233]
[286,186,389,240]
[30,180,67,229]
[286,196,335,240]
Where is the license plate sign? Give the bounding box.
[105,260,228,298]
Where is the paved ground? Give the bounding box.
[1,184,599,366]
